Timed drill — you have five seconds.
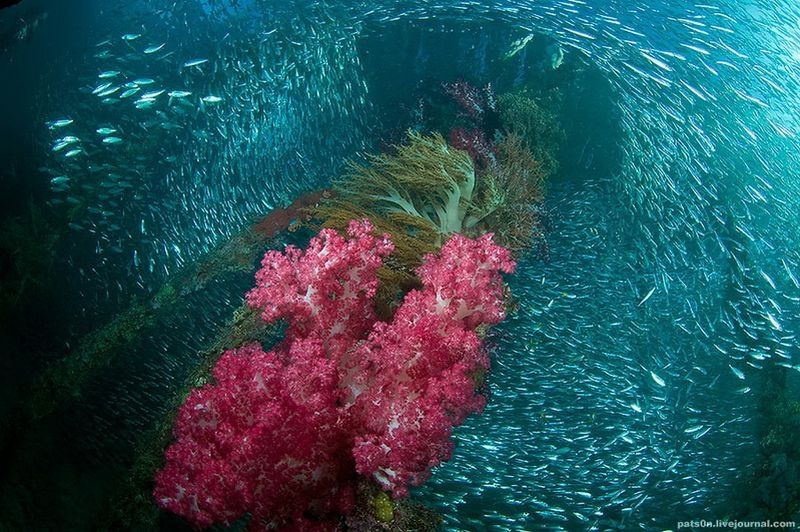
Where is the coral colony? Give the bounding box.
[154,221,515,529]
[151,79,553,529]
[444,80,499,169]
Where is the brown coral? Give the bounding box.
[477,133,547,254]
[497,91,564,178]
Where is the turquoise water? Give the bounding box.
[0,0,798,530]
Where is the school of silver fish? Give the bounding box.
[36,0,799,530]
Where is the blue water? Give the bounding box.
[0,0,798,530]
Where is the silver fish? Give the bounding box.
[182,58,208,68]
[47,118,73,129]
[144,43,166,54]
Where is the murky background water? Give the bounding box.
[1,0,798,529]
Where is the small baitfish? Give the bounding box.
[144,43,166,54]
[182,58,208,68]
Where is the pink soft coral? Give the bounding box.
[246,219,394,359]
[153,341,354,530]
[350,233,515,495]
[154,222,515,529]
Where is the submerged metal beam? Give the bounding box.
[25,190,327,421]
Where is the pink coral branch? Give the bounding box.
[350,233,514,495]
[246,219,393,359]
[442,80,496,119]
[449,127,497,169]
